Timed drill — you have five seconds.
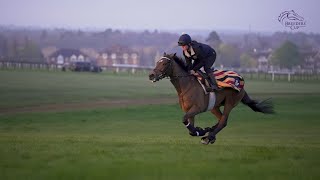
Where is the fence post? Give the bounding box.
[131,68,136,74]
[272,72,275,82]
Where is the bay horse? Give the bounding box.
[149,53,274,145]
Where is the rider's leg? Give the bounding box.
[208,73,219,90]
[203,55,218,91]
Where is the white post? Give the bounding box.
[272,72,275,82]
[131,68,136,74]
[288,73,291,82]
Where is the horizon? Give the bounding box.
[1,24,317,37]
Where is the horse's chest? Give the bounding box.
[179,92,215,112]
[179,96,192,112]
[179,95,202,112]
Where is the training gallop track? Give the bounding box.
[0,98,177,115]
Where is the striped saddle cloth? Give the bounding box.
[196,69,245,92]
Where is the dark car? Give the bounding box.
[70,62,102,72]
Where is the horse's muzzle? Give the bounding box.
[149,71,158,82]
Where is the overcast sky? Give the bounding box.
[0,0,319,33]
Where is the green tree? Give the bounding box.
[270,40,302,69]
[0,35,8,57]
[18,40,44,63]
[206,31,222,49]
[6,38,18,58]
[240,53,257,68]
[217,43,240,67]
[40,30,48,40]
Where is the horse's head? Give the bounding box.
[149,53,174,82]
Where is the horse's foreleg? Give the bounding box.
[188,116,195,126]
[186,116,197,136]
[182,107,206,136]
[185,116,208,137]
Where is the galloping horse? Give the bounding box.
[149,53,274,145]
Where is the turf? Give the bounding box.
[1,70,319,108]
[0,70,175,108]
[0,98,319,179]
[0,70,319,179]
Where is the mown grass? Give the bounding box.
[1,70,320,108]
[0,70,175,108]
[0,96,319,180]
[0,70,319,179]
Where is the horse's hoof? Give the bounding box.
[200,136,216,145]
[201,138,209,145]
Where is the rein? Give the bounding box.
[156,56,192,80]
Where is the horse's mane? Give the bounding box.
[164,53,188,72]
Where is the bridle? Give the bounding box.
[153,57,173,80]
[154,56,192,80]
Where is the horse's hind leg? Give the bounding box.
[211,107,222,119]
[202,107,222,134]
[201,104,233,145]
[210,107,222,131]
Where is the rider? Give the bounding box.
[178,34,219,91]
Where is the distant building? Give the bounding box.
[48,48,90,67]
[300,49,320,72]
[42,46,57,59]
[251,48,320,73]
[252,48,273,72]
[96,45,139,67]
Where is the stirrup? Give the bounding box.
[205,87,214,92]
[206,85,219,92]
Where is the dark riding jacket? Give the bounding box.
[183,41,216,72]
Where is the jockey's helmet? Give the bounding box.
[178,34,192,46]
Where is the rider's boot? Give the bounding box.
[206,73,219,92]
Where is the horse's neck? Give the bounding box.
[170,61,197,96]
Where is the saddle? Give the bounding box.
[195,69,245,92]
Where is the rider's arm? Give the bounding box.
[191,60,204,72]
[185,56,193,71]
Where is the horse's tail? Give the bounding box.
[241,91,274,114]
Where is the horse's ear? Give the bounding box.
[173,53,176,57]
[163,52,167,56]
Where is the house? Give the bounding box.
[300,49,320,72]
[252,48,273,72]
[96,45,139,67]
[251,48,320,73]
[48,48,90,67]
[42,46,57,59]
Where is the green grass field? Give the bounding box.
[0,70,319,180]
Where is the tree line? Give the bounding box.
[206,31,320,70]
[0,26,320,69]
